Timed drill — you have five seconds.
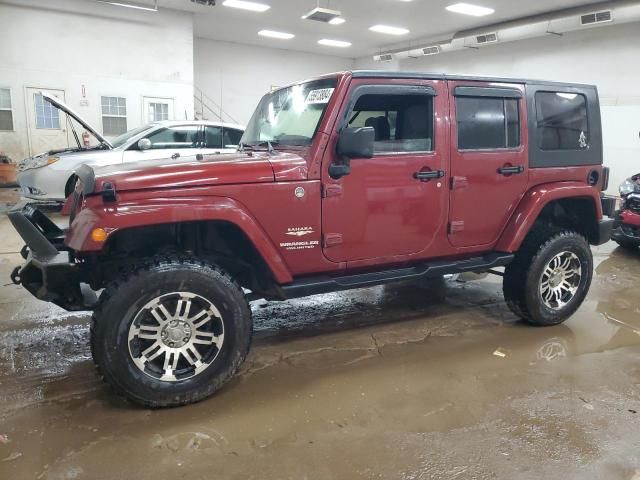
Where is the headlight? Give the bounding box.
[34,156,59,168]
[22,155,59,170]
[619,178,636,196]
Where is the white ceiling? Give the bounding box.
[160,0,604,58]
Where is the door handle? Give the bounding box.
[171,152,180,160]
[414,169,445,181]
[497,165,524,175]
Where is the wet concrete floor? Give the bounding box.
[1,188,639,479]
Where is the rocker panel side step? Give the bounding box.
[280,252,514,300]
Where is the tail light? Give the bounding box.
[601,166,610,191]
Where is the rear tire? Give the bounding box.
[91,256,252,407]
[503,229,593,326]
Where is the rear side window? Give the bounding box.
[223,128,243,147]
[348,93,434,153]
[456,97,520,150]
[205,126,223,148]
[143,125,198,149]
[535,92,589,150]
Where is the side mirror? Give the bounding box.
[336,127,374,159]
[137,138,151,151]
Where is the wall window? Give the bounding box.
[535,92,589,150]
[34,93,60,129]
[149,102,169,122]
[0,88,13,131]
[142,125,198,150]
[101,96,127,136]
[348,93,434,153]
[456,96,520,150]
[223,128,243,147]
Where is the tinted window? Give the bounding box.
[223,128,243,147]
[143,126,198,150]
[348,94,433,153]
[535,92,589,150]
[456,97,520,150]
[205,126,223,148]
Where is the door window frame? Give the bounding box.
[453,86,523,153]
[339,84,437,157]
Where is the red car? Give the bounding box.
[612,174,640,250]
[8,71,614,407]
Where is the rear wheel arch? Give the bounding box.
[497,186,602,252]
[535,197,600,243]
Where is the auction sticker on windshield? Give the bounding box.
[306,88,335,104]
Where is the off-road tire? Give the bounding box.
[91,256,252,407]
[503,229,593,326]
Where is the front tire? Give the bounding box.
[92,257,252,407]
[503,230,593,326]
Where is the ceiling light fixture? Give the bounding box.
[445,3,494,16]
[222,0,270,12]
[318,38,352,48]
[258,29,295,39]
[369,25,410,35]
[329,17,346,25]
[95,0,158,11]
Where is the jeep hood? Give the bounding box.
[41,91,112,149]
[80,152,306,194]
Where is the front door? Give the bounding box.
[25,87,68,156]
[143,96,175,123]
[448,82,529,247]
[321,80,448,263]
[122,124,200,163]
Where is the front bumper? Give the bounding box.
[8,203,95,311]
[17,167,67,201]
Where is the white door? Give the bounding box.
[143,97,174,123]
[25,88,69,156]
[122,124,200,163]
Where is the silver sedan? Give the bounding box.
[17,92,244,201]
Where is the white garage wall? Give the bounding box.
[194,37,354,126]
[356,22,640,193]
[0,0,194,162]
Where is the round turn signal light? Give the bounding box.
[91,228,108,243]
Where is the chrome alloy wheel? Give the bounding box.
[128,292,225,382]
[539,251,582,310]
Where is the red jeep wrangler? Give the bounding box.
[9,71,614,407]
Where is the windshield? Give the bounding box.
[110,124,155,148]
[241,78,337,147]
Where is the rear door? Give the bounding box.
[448,82,528,247]
[321,79,448,263]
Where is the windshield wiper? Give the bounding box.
[238,141,255,153]
[257,140,277,154]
